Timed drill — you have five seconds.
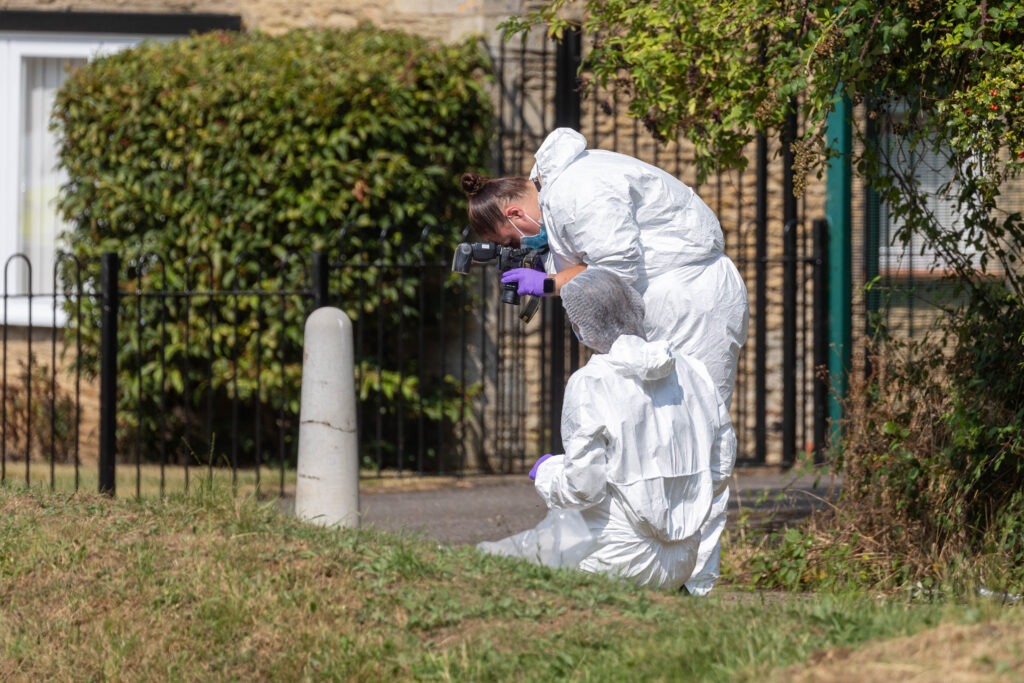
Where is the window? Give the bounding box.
[0,33,142,326]
[0,11,241,327]
[878,113,984,276]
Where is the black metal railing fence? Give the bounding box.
[0,28,841,498]
[1,246,543,497]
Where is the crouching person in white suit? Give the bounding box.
[481,268,734,592]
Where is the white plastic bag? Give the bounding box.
[477,508,598,568]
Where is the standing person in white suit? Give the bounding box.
[461,127,748,594]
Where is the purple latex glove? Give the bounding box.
[529,453,554,480]
[501,268,547,296]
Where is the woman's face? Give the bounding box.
[494,186,542,247]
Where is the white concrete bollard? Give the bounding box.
[295,307,360,527]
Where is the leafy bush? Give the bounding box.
[744,284,1024,594]
[52,26,493,467]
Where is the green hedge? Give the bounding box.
[53,25,493,468]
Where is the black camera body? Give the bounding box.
[451,242,546,321]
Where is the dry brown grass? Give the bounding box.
[767,620,1024,682]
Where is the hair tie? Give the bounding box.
[461,173,487,197]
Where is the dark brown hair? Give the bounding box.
[460,172,532,240]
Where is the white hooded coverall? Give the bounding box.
[531,128,748,408]
[532,335,732,590]
[531,128,749,594]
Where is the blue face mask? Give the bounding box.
[520,226,548,251]
[507,213,549,251]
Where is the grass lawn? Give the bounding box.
[1,483,1020,681]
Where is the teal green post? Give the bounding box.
[825,92,852,440]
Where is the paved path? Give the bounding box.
[357,468,839,546]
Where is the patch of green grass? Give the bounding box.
[3,461,296,499]
[6,461,457,500]
[0,484,1020,681]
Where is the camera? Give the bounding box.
[451,242,546,322]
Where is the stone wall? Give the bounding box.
[2,0,519,42]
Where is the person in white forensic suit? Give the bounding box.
[461,128,746,594]
[529,268,733,591]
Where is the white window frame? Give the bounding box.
[0,32,146,327]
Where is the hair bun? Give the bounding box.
[461,173,487,197]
